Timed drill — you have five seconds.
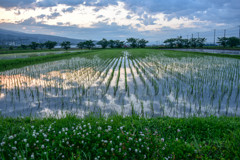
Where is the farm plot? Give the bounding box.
[0,49,239,117]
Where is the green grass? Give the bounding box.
[0,49,124,72]
[1,48,239,72]
[128,48,240,59]
[147,46,240,50]
[0,115,239,159]
[0,49,64,54]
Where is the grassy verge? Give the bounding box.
[147,46,240,50]
[0,51,91,72]
[0,49,64,54]
[0,115,239,159]
[128,48,240,59]
[0,49,124,72]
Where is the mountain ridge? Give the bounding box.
[0,28,85,46]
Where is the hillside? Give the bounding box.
[0,28,85,45]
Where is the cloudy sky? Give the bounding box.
[0,0,239,44]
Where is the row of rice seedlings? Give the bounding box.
[130,58,146,87]
[124,55,128,92]
[105,58,121,94]
[95,58,115,81]
[130,58,153,98]
[127,57,137,94]
[96,58,117,87]
[133,59,159,96]
[136,58,162,96]
[114,57,123,96]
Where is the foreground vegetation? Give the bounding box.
[0,115,239,159]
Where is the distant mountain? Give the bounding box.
[0,28,85,46]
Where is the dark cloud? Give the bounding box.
[36,12,61,20]
[97,15,104,19]
[14,10,21,15]
[19,17,38,25]
[0,0,239,25]
[62,7,75,13]
[121,0,240,24]
[126,15,132,19]
[47,12,61,19]
[37,14,46,19]
[36,0,118,8]
[0,0,36,8]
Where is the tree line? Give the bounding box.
[217,37,240,47]
[164,37,206,48]
[164,36,240,48]
[2,37,149,50]
[97,38,148,49]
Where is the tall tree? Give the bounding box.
[227,37,240,47]
[127,38,138,48]
[182,39,190,48]
[217,37,228,47]
[189,38,198,48]
[38,43,45,50]
[196,38,206,48]
[108,40,115,48]
[45,41,57,49]
[61,41,71,50]
[164,38,176,48]
[20,44,27,50]
[84,40,95,49]
[176,36,184,48]
[77,42,85,49]
[138,39,149,48]
[97,38,108,49]
[29,42,39,50]
[115,40,125,48]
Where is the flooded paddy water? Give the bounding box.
[0,50,239,117]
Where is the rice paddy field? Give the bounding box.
[0,49,240,159]
[0,49,239,117]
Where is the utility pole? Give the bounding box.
[192,34,193,39]
[224,29,226,38]
[214,29,216,45]
[187,35,189,39]
[198,32,199,38]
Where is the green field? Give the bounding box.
[0,49,240,159]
